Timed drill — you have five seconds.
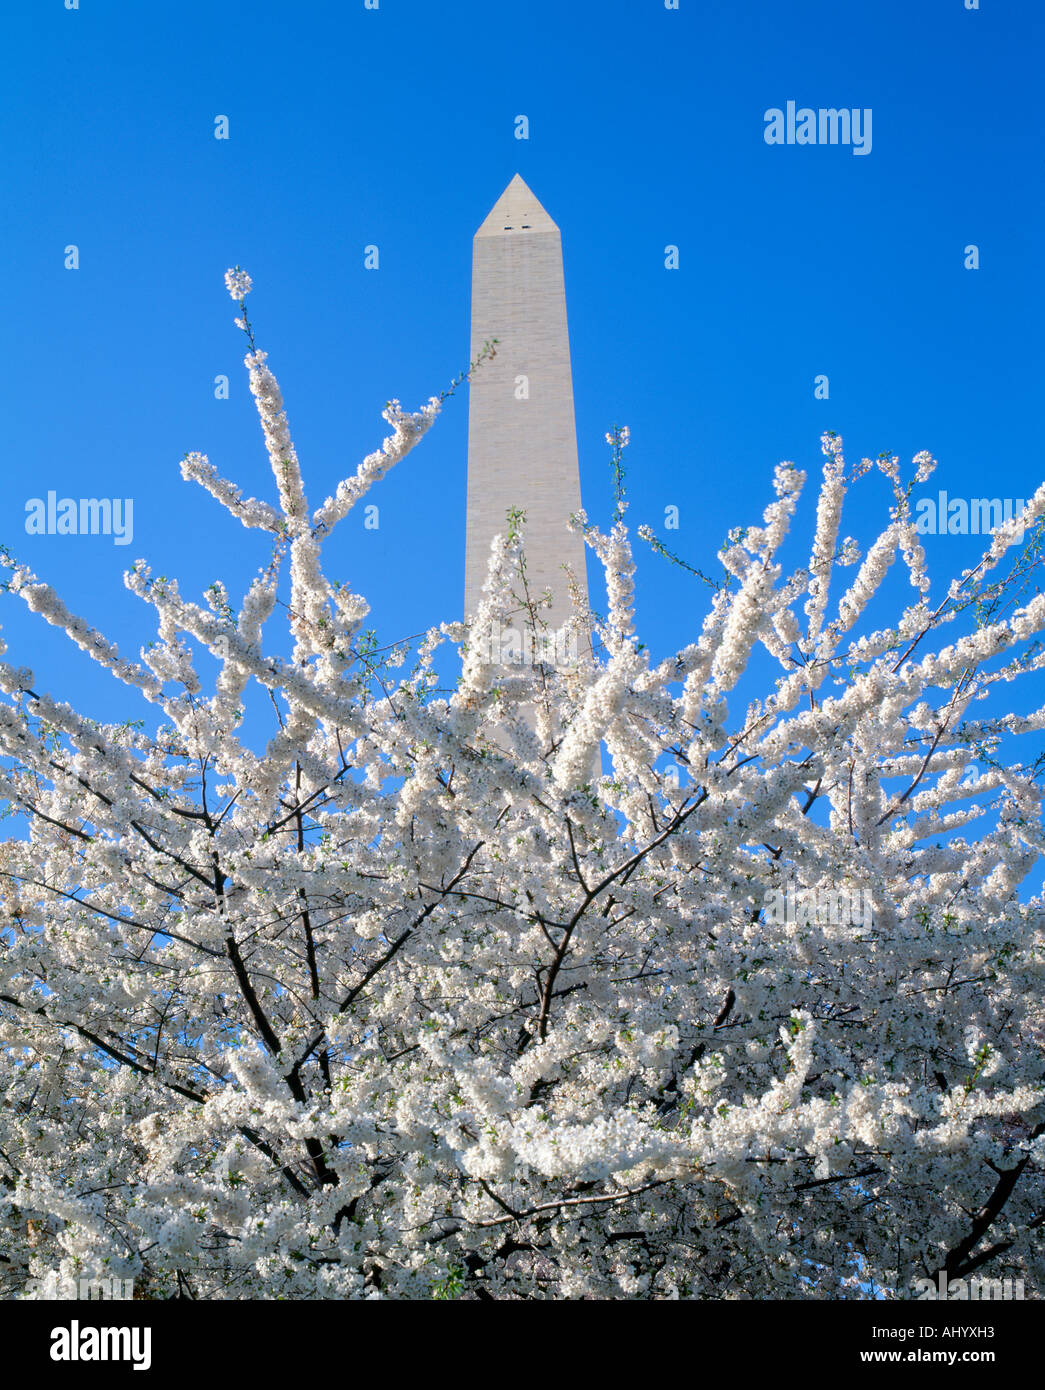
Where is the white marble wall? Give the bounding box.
[465,176,589,636]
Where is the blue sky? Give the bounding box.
[2,0,1043,727]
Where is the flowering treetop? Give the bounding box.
[0,272,1043,1300]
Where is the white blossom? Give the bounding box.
[0,284,1042,1302]
[224,266,252,301]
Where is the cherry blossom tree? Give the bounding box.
[2,271,1044,1301]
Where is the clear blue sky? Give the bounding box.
[2,0,1043,724]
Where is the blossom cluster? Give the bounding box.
[1,276,1043,1301]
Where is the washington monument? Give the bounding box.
[464,175,589,639]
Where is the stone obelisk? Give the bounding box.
[465,175,588,634]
